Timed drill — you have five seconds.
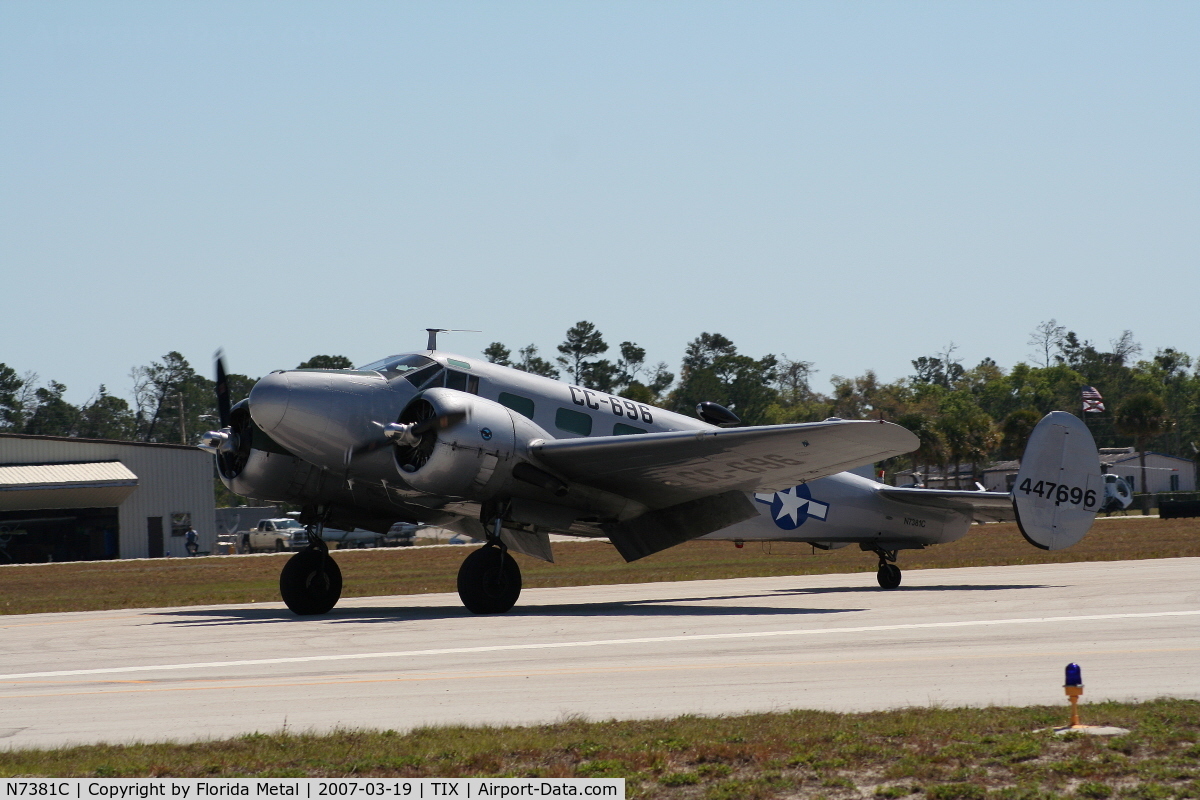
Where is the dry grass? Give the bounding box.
[1,699,1196,798]
[1,516,1197,616]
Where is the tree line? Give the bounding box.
[0,353,348,445]
[482,320,1196,489]
[2,321,1195,490]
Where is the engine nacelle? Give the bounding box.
[393,388,549,501]
[207,400,319,504]
[224,448,308,501]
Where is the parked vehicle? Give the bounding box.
[244,518,308,552]
[215,533,240,554]
[381,522,419,547]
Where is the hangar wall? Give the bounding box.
[0,434,216,559]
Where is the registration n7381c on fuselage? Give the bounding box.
[200,332,1102,615]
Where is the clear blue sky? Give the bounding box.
[2,1,1197,405]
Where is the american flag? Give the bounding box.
[1082,385,1105,413]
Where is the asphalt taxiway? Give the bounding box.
[2,558,1197,749]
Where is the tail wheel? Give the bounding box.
[457,546,522,614]
[279,548,343,615]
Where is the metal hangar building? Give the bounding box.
[0,433,216,562]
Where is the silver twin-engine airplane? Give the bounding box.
[200,330,1103,616]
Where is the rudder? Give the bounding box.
[1012,411,1102,550]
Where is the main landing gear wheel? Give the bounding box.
[876,563,902,589]
[457,545,522,614]
[279,546,343,615]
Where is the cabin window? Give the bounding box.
[613,422,646,436]
[447,358,471,370]
[444,371,480,394]
[556,407,593,436]
[499,392,535,420]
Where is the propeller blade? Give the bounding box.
[411,410,466,435]
[348,438,390,460]
[214,349,231,428]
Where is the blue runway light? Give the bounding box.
[1065,663,1082,686]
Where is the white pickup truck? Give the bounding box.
[244,518,308,552]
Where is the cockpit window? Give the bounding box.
[408,364,443,388]
[358,354,436,378]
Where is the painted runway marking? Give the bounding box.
[3,646,1197,700]
[1,608,1196,681]
[0,614,154,629]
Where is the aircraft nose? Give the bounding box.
[248,372,290,433]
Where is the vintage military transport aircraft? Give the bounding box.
[200,330,1102,616]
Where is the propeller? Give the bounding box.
[200,350,252,478]
[346,409,467,463]
[214,349,232,429]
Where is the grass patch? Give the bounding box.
[0,700,1196,798]
[1,517,1198,616]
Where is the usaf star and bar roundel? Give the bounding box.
[754,484,829,530]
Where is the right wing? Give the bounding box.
[531,419,918,510]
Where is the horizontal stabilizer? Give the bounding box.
[1012,411,1101,550]
[876,486,1015,523]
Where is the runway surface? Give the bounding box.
[2,558,1198,750]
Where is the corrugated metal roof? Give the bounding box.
[0,461,139,490]
[0,462,140,512]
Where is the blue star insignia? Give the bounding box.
[753,484,829,530]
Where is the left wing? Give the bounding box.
[876,486,1015,523]
[531,419,918,510]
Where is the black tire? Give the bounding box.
[457,546,522,614]
[279,547,343,615]
[274,538,285,552]
[877,563,902,589]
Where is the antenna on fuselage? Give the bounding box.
[426,328,481,351]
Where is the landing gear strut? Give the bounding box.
[279,510,343,615]
[456,515,522,614]
[871,546,902,590]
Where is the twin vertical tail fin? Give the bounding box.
[1012,411,1103,550]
